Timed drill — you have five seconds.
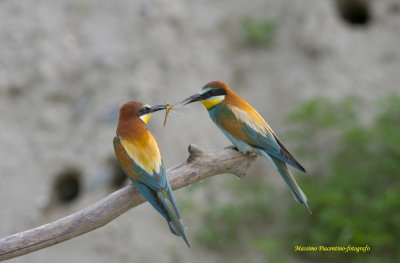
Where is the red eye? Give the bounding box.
[142,108,148,113]
[209,89,215,95]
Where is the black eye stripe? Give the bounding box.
[206,89,226,96]
[139,107,150,115]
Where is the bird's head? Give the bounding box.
[119,101,167,125]
[181,81,229,110]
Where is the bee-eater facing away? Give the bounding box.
[113,101,189,246]
[181,81,311,213]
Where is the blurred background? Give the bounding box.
[1,0,399,262]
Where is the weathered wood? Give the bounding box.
[0,144,256,261]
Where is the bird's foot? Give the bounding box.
[224,145,239,151]
[225,145,257,160]
[246,152,258,158]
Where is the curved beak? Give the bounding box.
[180,93,204,105]
[149,104,167,113]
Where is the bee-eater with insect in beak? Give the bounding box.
[181,81,311,213]
[113,101,190,246]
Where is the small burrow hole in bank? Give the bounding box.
[335,0,372,27]
[53,168,82,203]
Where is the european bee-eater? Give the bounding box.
[181,81,311,213]
[113,101,189,246]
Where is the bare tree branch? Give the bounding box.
[0,144,256,261]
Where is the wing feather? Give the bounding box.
[113,135,164,190]
[214,105,305,172]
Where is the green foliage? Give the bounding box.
[250,238,290,262]
[241,17,275,45]
[287,94,400,262]
[197,203,240,248]
[196,178,276,250]
[285,96,358,161]
[286,96,357,129]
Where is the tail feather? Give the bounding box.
[157,190,190,247]
[168,221,190,247]
[129,178,190,246]
[255,149,311,214]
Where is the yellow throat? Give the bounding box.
[140,113,152,124]
[201,95,225,110]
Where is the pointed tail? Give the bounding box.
[256,150,311,214]
[157,189,190,247]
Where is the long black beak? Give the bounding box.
[150,104,167,113]
[180,93,204,105]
